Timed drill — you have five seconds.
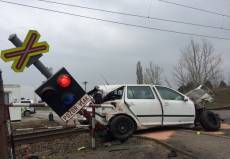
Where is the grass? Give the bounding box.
[207,87,230,108]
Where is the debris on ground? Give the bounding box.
[77,146,86,151]
[168,150,177,158]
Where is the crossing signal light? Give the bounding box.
[57,75,71,88]
[35,67,86,117]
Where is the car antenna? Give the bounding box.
[100,74,110,85]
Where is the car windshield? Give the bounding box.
[103,86,124,102]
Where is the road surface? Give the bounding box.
[139,109,230,159]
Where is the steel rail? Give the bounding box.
[13,127,88,145]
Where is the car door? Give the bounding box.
[125,85,163,126]
[154,86,195,125]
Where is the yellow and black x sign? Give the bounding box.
[1,30,49,72]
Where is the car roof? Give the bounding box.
[97,84,163,94]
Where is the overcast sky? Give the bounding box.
[1,0,230,97]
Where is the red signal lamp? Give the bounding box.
[57,74,71,88]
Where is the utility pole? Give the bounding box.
[83,81,88,92]
[0,70,10,159]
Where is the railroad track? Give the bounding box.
[13,127,89,145]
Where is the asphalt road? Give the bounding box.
[214,110,230,122]
[140,109,230,159]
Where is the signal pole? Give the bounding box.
[0,70,10,159]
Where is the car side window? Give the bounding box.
[155,86,184,101]
[127,86,155,99]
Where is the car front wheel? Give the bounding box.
[109,115,136,141]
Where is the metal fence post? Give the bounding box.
[91,105,96,149]
[6,103,16,159]
[0,70,10,159]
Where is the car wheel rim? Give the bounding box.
[118,123,129,134]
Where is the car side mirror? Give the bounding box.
[184,97,188,102]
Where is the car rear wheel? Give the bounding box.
[200,110,220,131]
[109,115,136,141]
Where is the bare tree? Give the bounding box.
[164,77,172,88]
[174,39,222,88]
[144,62,163,84]
[227,73,230,86]
[219,80,227,88]
[136,61,143,84]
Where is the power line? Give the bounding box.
[0,0,230,41]
[158,0,230,18]
[37,0,230,31]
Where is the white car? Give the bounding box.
[20,99,36,116]
[87,84,220,141]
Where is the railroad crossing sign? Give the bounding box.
[1,30,49,72]
[1,30,92,122]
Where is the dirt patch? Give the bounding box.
[140,130,176,141]
[221,123,230,129]
[66,137,190,159]
[15,131,190,159]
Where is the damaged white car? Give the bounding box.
[85,84,220,141]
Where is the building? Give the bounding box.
[4,84,21,121]
[4,84,21,104]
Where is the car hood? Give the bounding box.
[96,85,124,95]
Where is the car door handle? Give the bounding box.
[164,102,169,106]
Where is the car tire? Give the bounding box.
[200,110,220,131]
[109,115,136,141]
[24,110,31,117]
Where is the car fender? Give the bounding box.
[106,112,142,129]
